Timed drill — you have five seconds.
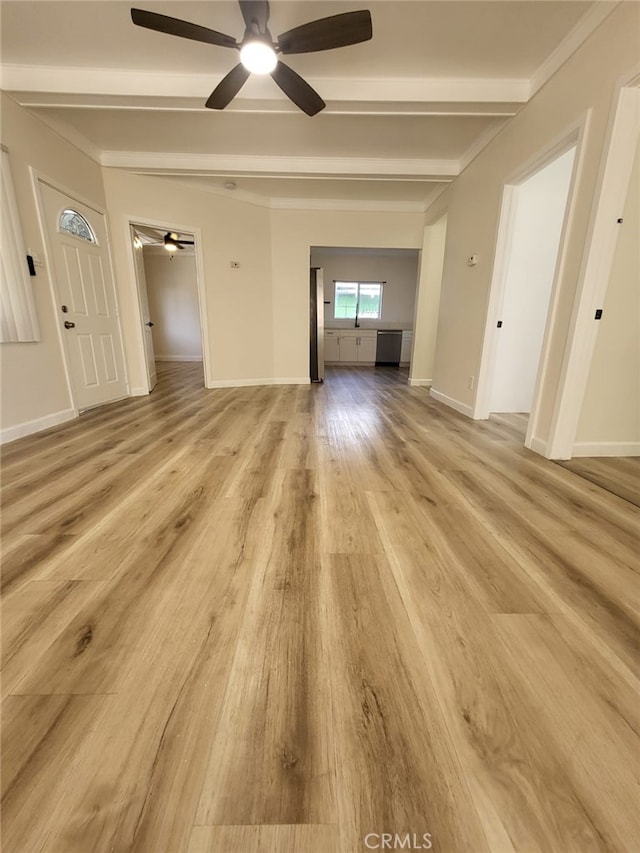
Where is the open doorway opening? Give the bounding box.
[130,223,205,390]
[309,247,420,383]
[475,145,577,439]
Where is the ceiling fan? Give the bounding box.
[131,1,373,116]
[135,225,195,252]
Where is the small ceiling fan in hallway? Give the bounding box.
[131,1,373,115]
[134,225,195,252]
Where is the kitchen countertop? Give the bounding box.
[325,323,414,332]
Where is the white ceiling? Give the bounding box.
[1,0,613,207]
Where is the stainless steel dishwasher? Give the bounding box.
[375,329,403,366]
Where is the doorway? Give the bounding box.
[475,145,577,435]
[130,222,206,391]
[38,180,128,411]
[310,246,420,381]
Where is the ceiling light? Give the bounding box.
[164,232,179,251]
[240,40,277,74]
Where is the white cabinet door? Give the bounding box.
[324,330,340,361]
[358,332,377,362]
[339,332,358,361]
[401,331,413,363]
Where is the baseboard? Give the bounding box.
[572,441,640,457]
[207,377,311,389]
[429,388,473,417]
[408,378,432,387]
[155,355,203,362]
[527,436,549,457]
[1,407,76,445]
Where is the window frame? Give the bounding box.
[333,280,383,321]
[58,208,98,244]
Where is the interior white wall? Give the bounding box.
[426,2,640,450]
[0,93,107,439]
[143,249,203,361]
[574,138,640,454]
[490,148,575,413]
[410,215,447,386]
[103,170,274,390]
[310,248,419,331]
[270,209,425,381]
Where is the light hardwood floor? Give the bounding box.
[2,362,639,853]
[557,456,640,508]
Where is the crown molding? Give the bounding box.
[100,151,459,179]
[529,2,620,97]
[1,64,529,106]
[10,90,522,118]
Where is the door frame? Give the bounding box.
[123,215,211,392]
[472,113,589,456]
[546,69,640,459]
[129,223,157,393]
[31,168,129,415]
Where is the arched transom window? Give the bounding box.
[59,209,97,243]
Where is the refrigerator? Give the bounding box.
[309,267,325,382]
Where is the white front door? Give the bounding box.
[40,183,128,410]
[132,229,157,391]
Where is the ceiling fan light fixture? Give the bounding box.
[164,232,179,251]
[240,39,277,74]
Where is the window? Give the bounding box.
[59,209,97,243]
[334,281,383,320]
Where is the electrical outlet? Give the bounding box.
[467,375,474,390]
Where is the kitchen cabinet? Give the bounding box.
[401,330,413,364]
[324,329,377,363]
[324,330,340,362]
[358,331,378,362]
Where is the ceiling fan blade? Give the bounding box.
[134,224,164,242]
[206,63,251,109]
[270,61,325,116]
[131,9,238,48]
[277,10,372,55]
[238,0,270,34]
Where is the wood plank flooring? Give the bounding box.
[557,456,640,508]
[2,362,639,853]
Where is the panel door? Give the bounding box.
[40,183,128,410]
[132,233,157,391]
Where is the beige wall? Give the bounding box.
[102,170,273,389]
[310,248,419,331]
[411,215,447,385]
[270,210,425,380]
[0,93,106,434]
[427,3,640,448]
[143,249,203,361]
[575,139,640,450]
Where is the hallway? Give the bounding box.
[2,364,638,852]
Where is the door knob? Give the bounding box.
[64,320,75,329]
[145,321,154,327]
